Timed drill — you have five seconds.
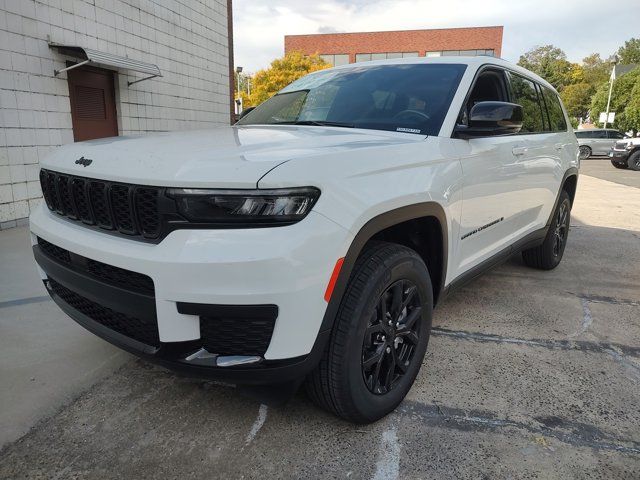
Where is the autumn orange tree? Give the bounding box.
[246,52,330,107]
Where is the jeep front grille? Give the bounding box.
[40,169,161,240]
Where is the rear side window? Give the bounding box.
[541,87,567,132]
[508,73,545,133]
[575,130,605,139]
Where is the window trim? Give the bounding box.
[506,71,548,135]
[454,65,510,131]
[452,62,569,138]
[537,83,552,132]
[541,85,568,133]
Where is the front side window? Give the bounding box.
[238,64,467,136]
[508,73,545,133]
[609,131,625,139]
[541,86,567,132]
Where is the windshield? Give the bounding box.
[237,63,467,136]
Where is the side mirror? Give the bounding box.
[237,106,255,121]
[454,101,523,139]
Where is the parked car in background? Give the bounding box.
[609,136,640,170]
[30,57,578,423]
[575,128,627,159]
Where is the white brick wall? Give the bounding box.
[0,0,231,229]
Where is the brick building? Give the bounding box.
[0,0,234,230]
[285,26,503,66]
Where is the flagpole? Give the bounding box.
[603,56,619,129]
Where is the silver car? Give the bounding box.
[575,128,626,159]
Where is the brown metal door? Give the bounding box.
[67,66,118,142]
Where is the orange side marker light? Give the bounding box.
[324,257,345,302]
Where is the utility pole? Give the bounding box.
[235,66,243,114]
[603,56,619,129]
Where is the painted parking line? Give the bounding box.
[0,295,51,309]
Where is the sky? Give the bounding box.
[233,0,640,73]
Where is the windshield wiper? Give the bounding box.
[274,120,355,128]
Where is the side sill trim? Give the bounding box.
[440,226,547,300]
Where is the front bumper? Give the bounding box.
[609,149,629,161]
[30,204,351,382]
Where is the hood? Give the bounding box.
[40,126,425,188]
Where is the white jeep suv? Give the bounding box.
[30,57,579,423]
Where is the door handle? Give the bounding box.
[512,146,528,156]
[554,143,564,151]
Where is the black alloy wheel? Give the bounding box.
[362,279,422,395]
[522,190,571,270]
[628,151,640,171]
[305,242,433,423]
[552,200,569,258]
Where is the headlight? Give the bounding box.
[626,143,634,150]
[166,187,320,226]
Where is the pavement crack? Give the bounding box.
[567,292,640,307]
[400,401,640,455]
[431,327,640,358]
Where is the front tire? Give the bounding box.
[522,190,571,270]
[628,151,640,171]
[611,160,628,169]
[305,242,433,423]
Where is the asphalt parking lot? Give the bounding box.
[580,156,640,188]
[1,159,639,479]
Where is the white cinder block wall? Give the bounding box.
[0,0,231,229]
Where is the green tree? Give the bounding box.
[581,53,611,86]
[561,82,595,119]
[617,38,640,65]
[622,79,640,135]
[248,52,330,106]
[590,67,640,133]
[517,45,579,91]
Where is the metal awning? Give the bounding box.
[49,43,162,86]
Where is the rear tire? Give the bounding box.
[611,160,628,169]
[628,151,640,171]
[578,145,591,160]
[522,190,571,270]
[305,242,433,423]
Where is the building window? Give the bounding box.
[433,49,494,57]
[353,50,494,63]
[355,52,420,62]
[319,54,349,66]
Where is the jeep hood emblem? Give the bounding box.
[75,156,93,167]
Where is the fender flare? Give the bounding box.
[318,202,448,334]
[548,167,579,227]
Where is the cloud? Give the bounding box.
[317,26,341,34]
[233,0,640,72]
